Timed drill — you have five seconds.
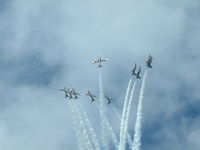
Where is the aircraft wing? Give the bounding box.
[102,58,108,61]
[92,60,99,64]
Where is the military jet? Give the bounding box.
[86,91,96,103]
[146,55,153,68]
[105,95,112,105]
[92,56,108,67]
[68,90,74,99]
[60,87,70,98]
[71,88,81,99]
[131,63,137,76]
[136,67,141,79]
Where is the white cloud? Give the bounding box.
[0,0,200,149]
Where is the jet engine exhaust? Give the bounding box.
[77,102,101,150]
[119,78,133,150]
[73,101,94,150]
[69,101,87,150]
[132,70,148,150]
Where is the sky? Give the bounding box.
[0,0,200,149]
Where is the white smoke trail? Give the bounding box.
[123,81,137,149]
[77,101,101,150]
[99,69,109,150]
[95,103,119,149]
[119,78,133,150]
[69,102,85,150]
[111,106,133,149]
[73,101,94,150]
[132,70,148,150]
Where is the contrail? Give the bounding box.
[132,70,148,150]
[99,69,109,150]
[69,101,85,150]
[73,101,94,150]
[97,69,119,148]
[95,103,119,150]
[123,81,137,149]
[111,105,133,149]
[77,101,101,150]
[119,78,133,150]
[99,69,104,110]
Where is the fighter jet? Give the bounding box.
[86,91,96,103]
[131,63,137,76]
[146,55,153,68]
[68,90,74,99]
[71,88,81,99]
[92,56,108,67]
[136,67,141,79]
[60,87,70,98]
[105,95,112,105]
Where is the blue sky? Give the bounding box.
[0,0,200,150]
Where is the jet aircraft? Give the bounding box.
[131,63,137,76]
[146,55,153,68]
[92,56,108,67]
[105,95,112,105]
[86,91,96,103]
[136,67,141,79]
[68,90,74,99]
[60,87,70,98]
[71,88,81,99]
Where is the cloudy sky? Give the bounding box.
[0,0,200,149]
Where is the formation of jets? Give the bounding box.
[60,55,153,104]
[92,56,108,68]
[86,91,96,103]
[60,87,80,100]
[131,63,141,79]
[60,87,112,105]
[131,54,153,79]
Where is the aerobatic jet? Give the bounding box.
[92,56,108,67]
[105,95,112,105]
[68,90,74,99]
[86,91,96,103]
[60,87,70,98]
[71,88,81,99]
[131,63,137,76]
[146,55,153,68]
[136,67,141,79]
